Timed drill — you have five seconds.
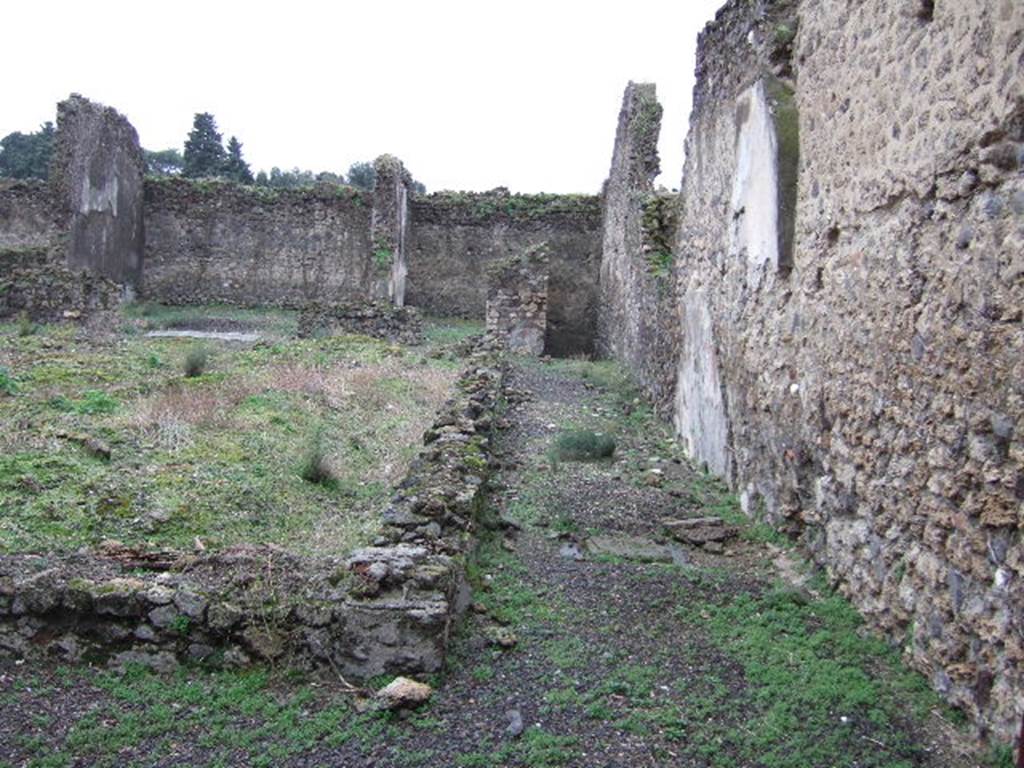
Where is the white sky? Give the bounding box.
[2,1,723,194]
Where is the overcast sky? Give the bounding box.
[2,1,723,194]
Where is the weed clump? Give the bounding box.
[183,346,209,378]
[299,427,335,486]
[0,366,16,396]
[550,429,616,462]
[17,312,37,337]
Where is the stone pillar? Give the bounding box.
[51,94,145,290]
[370,155,412,306]
[486,245,548,355]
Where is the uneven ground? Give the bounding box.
[0,306,469,557]
[0,352,1012,768]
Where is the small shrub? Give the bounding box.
[17,312,37,337]
[299,427,335,486]
[183,346,209,378]
[549,430,616,462]
[0,366,16,396]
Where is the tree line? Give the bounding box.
[0,112,422,193]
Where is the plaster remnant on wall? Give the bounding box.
[674,290,731,479]
[730,80,780,290]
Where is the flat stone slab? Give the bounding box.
[145,330,260,342]
[663,517,737,545]
[584,534,687,565]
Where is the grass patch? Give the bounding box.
[0,365,17,395]
[673,583,948,767]
[0,310,463,556]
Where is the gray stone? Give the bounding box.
[174,590,208,620]
[584,535,675,563]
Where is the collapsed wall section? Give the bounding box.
[142,179,377,307]
[637,0,1023,740]
[407,191,602,356]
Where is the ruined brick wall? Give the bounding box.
[601,0,1022,740]
[598,83,680,417]
[142,179,379,307]
[407,191,603,356]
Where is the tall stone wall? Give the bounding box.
[407,191,603,356]
[52,94,145,288]
[598,83,680,416]
[142,179,379,307]
[601,0,1022,740]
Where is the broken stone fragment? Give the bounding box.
[375,676,433,710]
[663,517,737,545]
[484,624,518,649]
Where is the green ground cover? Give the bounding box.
[0,306,476,556]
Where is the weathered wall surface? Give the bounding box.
[52,94,145,288]
[142,179,379,307]
[598,83,681,417]
[486,246,548,355]
[407,191,603,356]
[0,181,64,251]
[620,0,1023,740]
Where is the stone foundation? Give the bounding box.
[0,348,504,679]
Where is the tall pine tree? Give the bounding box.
[222,136,253,183]
[182,113,226,178]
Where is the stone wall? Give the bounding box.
[599,0,1022,740]
[0,246,123,321]
[598,83,680,417]
[407,190,603,356]
[0,349,504,680]
[52,94,145,289]
[0,180,64,251]
[486,246,548,355]
[142,179,378,307]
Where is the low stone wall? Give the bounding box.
[297,300,425,345]
[0,348,504,679]
[142,178,379,307]
[0,247,124,321]
[407,190,602,356]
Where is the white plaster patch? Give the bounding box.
[673,289,731,478]
[729,80,779,290]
